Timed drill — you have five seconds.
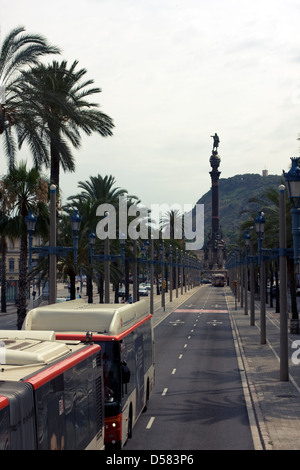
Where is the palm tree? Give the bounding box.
[14,60,114,191]
[66,174,138,303]
[4,162,49,328]
[0,177,19,313]
[0,26,60,167]
[0,213,9,312]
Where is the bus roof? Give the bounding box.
[0,329,100,383]
[0,330,71,367]
[23,299,150,337]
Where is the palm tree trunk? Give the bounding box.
[17,233,28,329]
[98,274,104,303]
[69,269,76,300]
[87,274,93,303]
[1,237,7,313]
[50,135,60,188]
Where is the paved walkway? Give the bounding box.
[226,286,300,450]
[3,283,300,450]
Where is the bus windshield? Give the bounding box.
[101,342,121,414]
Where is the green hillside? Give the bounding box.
[196,173,284,246]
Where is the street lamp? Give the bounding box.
[244,231,250,316]
[88,230,96,269]
[175,247,179,298]
[169,245,173,302]
[25,210,37,234]
[71,210,82,233]
[245,228,256,326]
[25,211,37,271]
[283,157,300,264]
[160,243,165,311]
[71,210,82,269]
[279,184,289,381]
[255,211,266,344]
[26,205,82,304]
[254,211,265,263]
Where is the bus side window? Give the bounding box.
[121,361,130,396]
[121,362,130,384]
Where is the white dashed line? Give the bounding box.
[146,417,155,429]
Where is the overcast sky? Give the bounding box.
[1,0,300,211]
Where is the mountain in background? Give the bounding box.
[195,173,284,247]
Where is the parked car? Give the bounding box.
[118,287,126,297]
[139,286,149,296]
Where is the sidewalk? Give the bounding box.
[226,285,300,450]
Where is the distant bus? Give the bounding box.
[212,273,225,287]
[0,330,104,450]
[23,299,155,449]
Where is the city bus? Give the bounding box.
[212,273,225,287]
[23,299,155,449]
[0,330,104,450]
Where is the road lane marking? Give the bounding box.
[169,319,185,326]
[179,354,183,359]
[174,309,228,313]
[184,344,187,348]
[174,309,203,313]
[206,319,223,327]
[162,388,168,396]
[146,417,155,429]
[225,291,264,450]
[172,368,176,374]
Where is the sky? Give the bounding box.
[1,0,300,213]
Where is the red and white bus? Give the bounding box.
[212,273,225,287]
[0,330,104,450]
[23,299,155,449]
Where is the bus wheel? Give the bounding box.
[128,406,133,439]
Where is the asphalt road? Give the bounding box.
[0,312,17,330]
[125,284,255,450]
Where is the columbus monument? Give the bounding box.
[204,133,226,271]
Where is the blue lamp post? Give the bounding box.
[283,157,300,264]
[244,231,250,316]
[25,211,37,271]
[71,210,82,269]
[26,206,82,304]
[169,245,173,302]
[88,230,96,269]
[254,211,265,266]
[175,248,179,298]
[160,243,165,311]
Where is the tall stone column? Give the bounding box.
[209,151,221,236]
[204,133,226,271]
